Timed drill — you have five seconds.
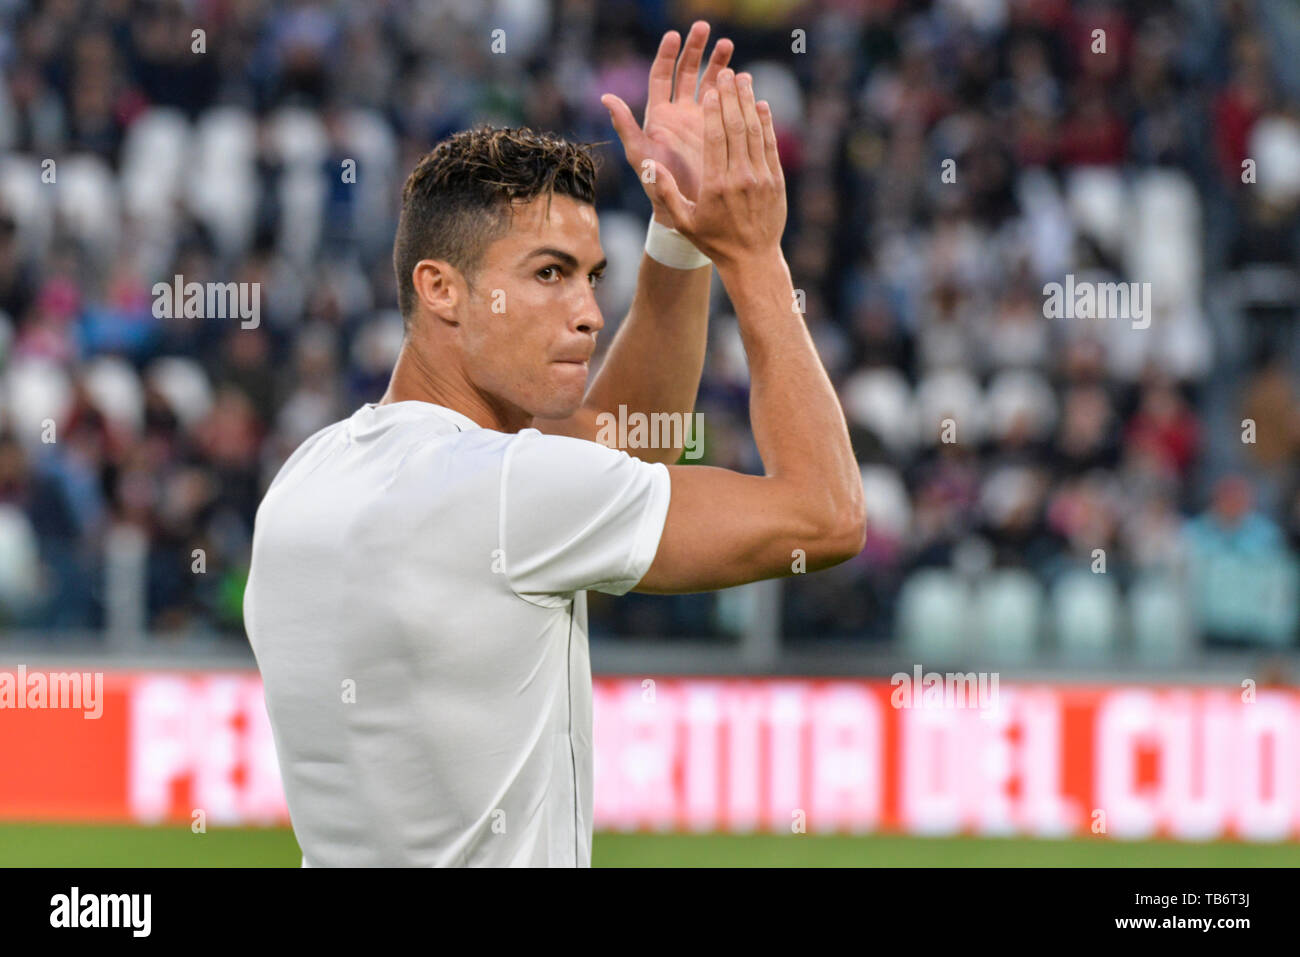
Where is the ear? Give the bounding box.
[411,259,462,323]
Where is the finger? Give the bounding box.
[702,88,727,186]
[673,21,709,102]
[717,70,752,174]
[699,37,734,96]
[757,100,784,187]
[651,161,695,230]
[737,73,766,175]
[601,94,645,157]
[646,31,682,116]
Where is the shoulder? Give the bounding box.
[265,419,347,493]
[500,428,669,516]
[502,427,650,476]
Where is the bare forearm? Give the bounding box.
[586,254,710,425]
[534,253,711,463]
[721,252,863,526]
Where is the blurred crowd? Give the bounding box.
[0,0,1298,656]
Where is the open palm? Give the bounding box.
[602,22,733,224]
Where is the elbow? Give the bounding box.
[812,500,867,567]
[835,503,869,562]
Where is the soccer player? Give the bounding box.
[244,23,865,867]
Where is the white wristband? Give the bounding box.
[644,218,711,270]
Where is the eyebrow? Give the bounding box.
[522,247,607,272]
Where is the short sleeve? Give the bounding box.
[500,430,671,602]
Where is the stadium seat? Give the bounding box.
[979,464,1043,530]
[1249,114,1300,207]
[859,464,911,542]
[897,568,971,662]
[83,356,145,434]
[840,367,916,456]
[0,153,53,252]
[145,357,214,429]
[121,108,191,232]
[985,369,1057,441]
[268,108,330,262]
[1015,168,1073,281]
[267,106,329,168]
[1129,572,1193,662]
[1127,169,1201,300]
[1051,570,1121,660]
[916,368,985,446]
[188,107,258,257]
[0,504,40,612]
[278,166,326,265]
[56,155,120,258]
[495,0,552,57]
[339,108,398,252]
[3,358,73,451]
[746,62,804,129]
[1065,167,1127,258]
[1152,299,1213,382]
[973,568,1045,662]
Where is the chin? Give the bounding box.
[539,369,588,416]
[525,386,586,422]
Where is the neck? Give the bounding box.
[378,335,530,433]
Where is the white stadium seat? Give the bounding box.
[146,357,214,429]
[974,568,1044,661]
[841,367,917,455]
[3,358,73,451]
[1052,569,1121,659]
[859,464,911,541]
[986,369,1057,441]
[188,107,259,257]
[83,356,145,435]
[57,155,120,258]
[916,368,985,446]
[1066,167,1127,258]
[1129,572,1193,662]
[121,108,192,229]
[898,568,970,661]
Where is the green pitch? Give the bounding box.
[2,823,1298,866]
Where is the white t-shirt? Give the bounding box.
[243,400,671,866]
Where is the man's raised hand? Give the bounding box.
[652,69,788,273]
[601,21,733,226]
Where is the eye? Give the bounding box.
[588,271,604,288]
[536,265,562,282]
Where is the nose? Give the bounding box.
[574,285,604,337]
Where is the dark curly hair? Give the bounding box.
[393,126,600,326]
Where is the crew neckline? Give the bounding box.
[363,400,484,433]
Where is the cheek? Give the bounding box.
[508,288,566,348]
[500,274,543,309]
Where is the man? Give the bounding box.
[244,23,865,867]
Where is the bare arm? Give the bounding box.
[530,254,710,464]
[635,71,865,593]
[531,23,731,463]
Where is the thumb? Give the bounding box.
[600,93,644,156]
[649,161,695,234]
